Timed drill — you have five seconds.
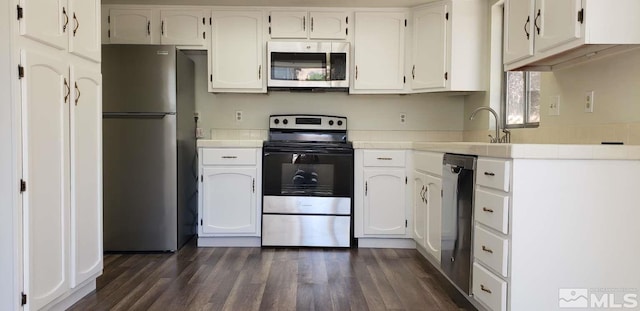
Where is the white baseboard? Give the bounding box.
[47,278,97,311]
[357,238,416,249]
[197,237,261,247]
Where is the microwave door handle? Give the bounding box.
[326,52,331,82]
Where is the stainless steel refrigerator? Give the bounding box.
[102,45,197,252]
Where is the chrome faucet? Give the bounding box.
[469,107,510,143]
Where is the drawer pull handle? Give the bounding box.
[482,246,494,254]
[377,157,393,160]
[482,207,494,213]
[480,284,492,294]
[221,156,238,159]
[484,172,495,176]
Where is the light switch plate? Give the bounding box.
[548,95,560,116]
[585,91,595,113]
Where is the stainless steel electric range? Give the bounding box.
[261,114,354,248]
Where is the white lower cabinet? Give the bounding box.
[198,148,261,242]
[412,151,443,261]
[355,149,410,239]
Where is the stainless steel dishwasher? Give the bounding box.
[441,153,477,295]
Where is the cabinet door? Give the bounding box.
[270,11,308,39]
[18,0,68,50]
[210,11,264,91]
[412,4,447,90]
[20,50,70,310]
[70,65,102,288]
[503,0,535,64]
[363,168,406,235]
[353,12,405,91]
[424,174,442,262]
[201,167,257,235]
[108,9,154,44]
[160,9,208,46]
[309,12,348,40]
[534,0,582,53]
[68,0,101,62]
[413,173,427,247]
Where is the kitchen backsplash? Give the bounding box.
[210,129,463,142]
[464,122,640,145]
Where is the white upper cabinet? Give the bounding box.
[269,11,308,38]
[533,0,582,54]
[411,4,447,90]
[160,9,209,46]
[309,12,348,40]
[269,11,348,40]
[503,0,534,64]
[210,10,264,92]
[70,65,103,288]
[68,0,101,62]
[18,0,68,50]
[107,8,156,44]
[410,0,486,92]
[505,0,640,70]
[352,12,406,93]
[19,0,101,62]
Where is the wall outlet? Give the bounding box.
[585,91,595,113]
[400,113,407,124]
[548,95,560,116]
[235,111,243,122]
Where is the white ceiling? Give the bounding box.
[101,0,435,8]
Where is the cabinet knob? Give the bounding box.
[376,157,392,161]
[481,245,494,254]
[482,207,494,213]
[484,172,495,176]
[221,156,238,159]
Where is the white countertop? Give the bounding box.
[197,140,263,148]
[355,141,640,160]
[197,139,640,160]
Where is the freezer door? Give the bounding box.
[103,114,177,251]
[102,45,176,113]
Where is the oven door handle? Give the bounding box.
[263,147,353,155]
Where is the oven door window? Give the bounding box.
[270,53,327,81]
[263,152,352,197]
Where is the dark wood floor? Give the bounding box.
[70,240,475,311]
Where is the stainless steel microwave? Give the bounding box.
[267,41,350,89]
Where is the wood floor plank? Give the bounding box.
[70,241,475,311]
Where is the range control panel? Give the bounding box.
[269,115,347,131]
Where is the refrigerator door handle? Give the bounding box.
[103,112,175,119]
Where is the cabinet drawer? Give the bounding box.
[363,150,405,167]
[473,263,507,311]
[476,158,511,192]
[413,151,443,176]
[474,225,509,277]
[202,148,256,165]
[475,189,509,234]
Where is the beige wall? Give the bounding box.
[465,0,640,145]
[189,54,465,141]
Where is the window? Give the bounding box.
[504,71,541,128]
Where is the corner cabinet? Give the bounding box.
[410,0,486,92]
[159,9,210,46]
[210,10,265,93]
[16,1,103,309]
[412,151,443,263]
[504,0,640,71]
[351,12,407,94]
[355,150,411,241]
[198,148,262,247]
